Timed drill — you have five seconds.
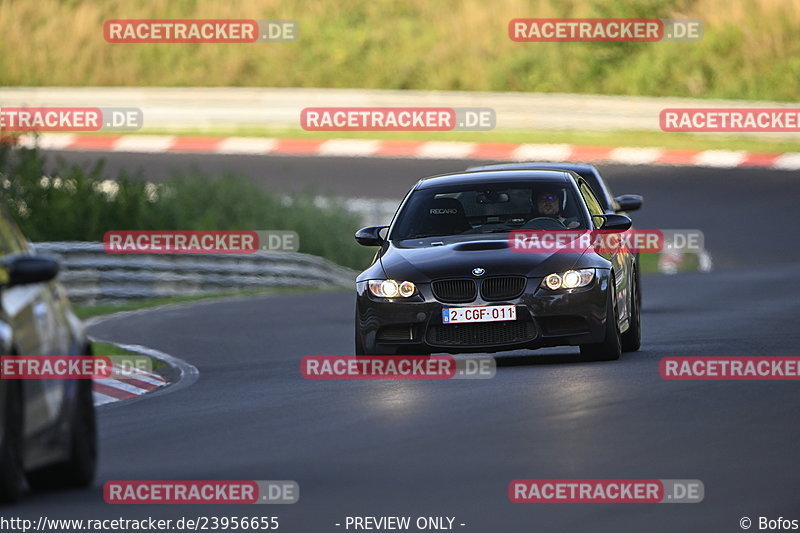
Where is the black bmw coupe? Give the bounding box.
[354,169,641,361]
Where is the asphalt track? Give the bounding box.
[9,151,800,532]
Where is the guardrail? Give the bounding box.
[3,87,797,137]
[32,242,357,305]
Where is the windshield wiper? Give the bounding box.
[408,233,451,239]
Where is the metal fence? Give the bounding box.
[32,242,357,305]
[4,87,797,138]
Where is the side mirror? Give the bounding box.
[614,194,643,212]
[355,226,388,246]
[0,255,59,287]
[592,214,632,232]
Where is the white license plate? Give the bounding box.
[442,305,516,324]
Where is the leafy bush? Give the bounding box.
[0,144,374,270]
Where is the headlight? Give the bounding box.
[398,281,416,297]
[540,269,594,290]
[368,279,417,298]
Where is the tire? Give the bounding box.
[355,305,369,355]
[27,379,96,490]
[579,279,622,362]
[355,327,368,355]
[0,380,26,503]
[621,269,641,353]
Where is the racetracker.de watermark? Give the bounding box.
[660,357,800,380]
[1,356,112,379]
[104,19,297,43]
[660,108,800,132]
[0,355,154,379]
[301,356,496,379]
[509,18,703,42]
[0,107,142,132]
[300,107,496,131]
[509,479,704,503]
[103,230,299,254]
[104,481,298,504]
[509,229,704,254]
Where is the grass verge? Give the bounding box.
[2,0,798,102]
[638,251,701,274]
[75,286,346,320]
[91,341,168,372]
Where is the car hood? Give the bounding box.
[379,236,588,281]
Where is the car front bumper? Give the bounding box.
[356,270,612,355]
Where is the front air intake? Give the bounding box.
[480,276,526,301]
[432,279,477,303]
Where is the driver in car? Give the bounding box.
[534,190,581,228]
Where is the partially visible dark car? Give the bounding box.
[0,207,95,503]
[466,162,643,215]
[469,162,645,300]
[355,170,641,361]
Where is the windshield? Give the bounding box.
[390,181,589,240]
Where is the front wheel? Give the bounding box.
[355,306,370,355]
[27,379,97,490]
[0,381,26,503]
[579,281,621,362]
[621,270,641,352]
[355,327,368,355]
